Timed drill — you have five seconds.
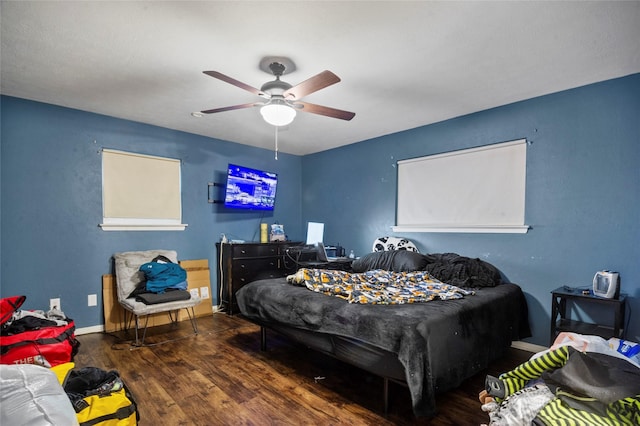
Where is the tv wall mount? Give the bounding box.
[208,182,224,204]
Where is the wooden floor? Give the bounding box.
[75,312,533,425]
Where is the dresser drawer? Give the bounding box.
[233,258,279,283]
[232,244,279,258]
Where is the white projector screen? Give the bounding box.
[395,139,528,233]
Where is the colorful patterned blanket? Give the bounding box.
[287,268,474,304]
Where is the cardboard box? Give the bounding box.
[179,259,209,270]
[180,259,214,318]
[102,274,124,333]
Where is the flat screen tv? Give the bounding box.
[224,164,278,210]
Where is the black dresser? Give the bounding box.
[216,241,301,315]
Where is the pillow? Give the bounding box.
[351,250,428,273]
[372,236,419,253]
[113,250,178,302]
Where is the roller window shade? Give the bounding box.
[101,149,186,231]
[394,139,528,233]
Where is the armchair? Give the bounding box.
[113,250,201,346]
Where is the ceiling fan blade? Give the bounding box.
[203,71,264,97]
[295,101,355,121]
[283,70,340,99]
[201,102,260,114]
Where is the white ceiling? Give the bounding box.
[2,1,639,156]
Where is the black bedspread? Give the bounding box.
[237,277,530,417]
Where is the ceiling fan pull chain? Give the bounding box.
[274,126,279,160]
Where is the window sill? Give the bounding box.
[100,219,188,231]
[391,225,529,234]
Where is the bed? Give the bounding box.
[236,250,531,417]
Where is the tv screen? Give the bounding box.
[224,164,278,210]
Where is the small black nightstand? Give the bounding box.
[550,286,626,345]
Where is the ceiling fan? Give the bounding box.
[201,57,355,127]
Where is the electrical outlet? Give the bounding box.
[88,294,97,307]
[200,286,210,299]
[189,288,199,299]
[50,298,61,311]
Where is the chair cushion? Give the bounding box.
[120,296,200,316]
[113,250,178,303]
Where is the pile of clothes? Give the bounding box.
[479,332,640,425]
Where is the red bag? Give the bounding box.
[0,295,26,326]
[0,296,80,367]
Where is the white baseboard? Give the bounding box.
[76,305,221,336]
[511,340,547,353]
[76,325,104,335]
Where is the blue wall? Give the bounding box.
[0,96,303,328]
[2,74,638,347]
[302,74,640,346]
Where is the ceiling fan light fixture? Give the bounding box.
[260,101,296,126]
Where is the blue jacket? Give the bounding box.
[139,262,187,293]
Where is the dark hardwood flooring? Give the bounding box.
[75,312,533,425]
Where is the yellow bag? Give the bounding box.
[53,363,138,425]
[75,388,137,425]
